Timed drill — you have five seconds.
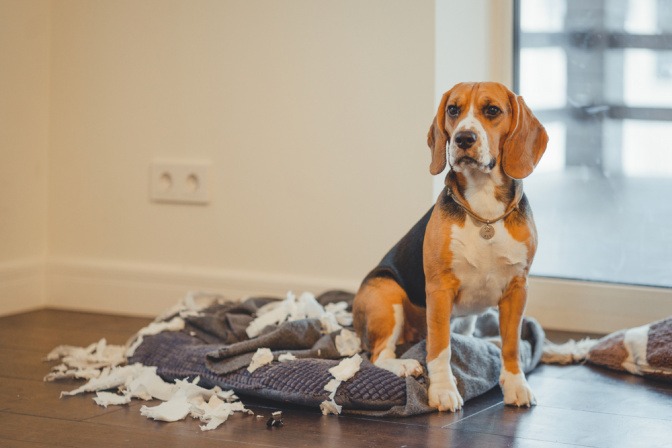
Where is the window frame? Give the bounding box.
[510,0,672,331]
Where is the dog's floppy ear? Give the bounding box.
[427,90,452,175]
[502,93,549,179]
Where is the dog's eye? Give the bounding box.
[447,105,460,117]
[485,105,501,117]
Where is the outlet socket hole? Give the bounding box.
[159,172,172,191]
[186,173,200,193]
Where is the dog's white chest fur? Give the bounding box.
[449,218,528,317]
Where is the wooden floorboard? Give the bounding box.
[1,309,671,448]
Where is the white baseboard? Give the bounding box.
[44,257,672,333]
[47,257,360,317]
[0,258,45,316]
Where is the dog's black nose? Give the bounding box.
[454,131,477,149]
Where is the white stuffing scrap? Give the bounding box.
[94,391,132,407]
[193,395,249,431]
[57,361,251,430]
[44,338,127,381]
[335,329,362,357]
[320,399,343,416]
[320,313,343,335]
[45,365,104,382]
[140,389,192,422]
[329,353,363,382]
[324,302,354,327]
[278,352,297,362]
[245,301,290,339]
[124,366,178,401]
[319,354,363,415]
[216,389,239,402]
[248,348,274,373]
[60,364,146,397]
[246,291,354,338]
[45,292,253,432]
[323,379,340,394]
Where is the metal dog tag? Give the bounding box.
[479,224,495,239]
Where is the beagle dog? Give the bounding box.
[353,82,548,412]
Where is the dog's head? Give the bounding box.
[427,82,548,180]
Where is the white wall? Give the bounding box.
[45,0,436,314]
[0,0,50,314]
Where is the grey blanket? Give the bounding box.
[129,290,544,416]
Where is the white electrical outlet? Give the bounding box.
[149,160,211,205]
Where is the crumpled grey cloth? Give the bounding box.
[129,290,545,416]
[205,319,343,375]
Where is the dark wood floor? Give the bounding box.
[1,309,671,448]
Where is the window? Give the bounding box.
[515,0,672,288]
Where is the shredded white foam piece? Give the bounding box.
[278,352,297,362]
[324,302,353,327]
[248,348,274,373]
[94,391,132,407]
[335,329,362,357]
[60,364,147,397]
[329,353,363,382]
[319,354,363,415]
[320,398,343,415]
[323,379,340,393]
[58,363,250,431]
[124,365,177,401]
[139,377,252,431]
[45,292,252,432]
[44,338,127,381]
[245,291,354,338]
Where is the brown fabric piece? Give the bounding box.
[588,330,628,371]
[646,318,672,371]
[587,317,672,383]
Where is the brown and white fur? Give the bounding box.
[353,82,548,411]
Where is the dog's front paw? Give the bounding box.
[499,370,536,407]
[428,377,464,412]
[375,358,424,378]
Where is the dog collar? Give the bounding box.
[447,188,522,240]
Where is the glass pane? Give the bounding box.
[520,48,567,109]
[517,0,672,288]
[619,49,672,107]
[623,0,657,34]
[622,120,672,176]
[520,0,566,32]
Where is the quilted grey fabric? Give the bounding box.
[129,290,545,416]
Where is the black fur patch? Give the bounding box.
[363,207,433,308]
[510,193,532,225]
[439,187,467,222]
